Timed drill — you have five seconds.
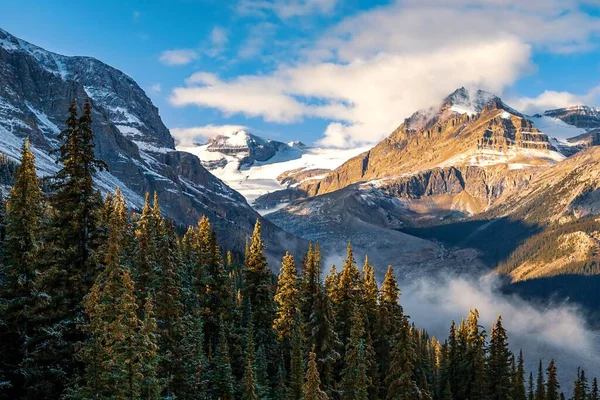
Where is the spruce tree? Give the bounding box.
[274,252,301,341]
[385,319,421,400]
[140,295,162,400]
[0,139,43,397]
[178,307,208,399]
[545,359,559,400]
[76,191,143,399]
[512,350,526,400]
[243,220,275,352]
[465,309,487,400]
[535,360,545,400]
[486,316,512,400]
[528,372,534,400]
[34,100,106,395]
[591,377,599,400]
[304,348,329,400]
[211,319,234,400]
[376,266,404,398]
[341,306,373,400]
[289,324,305,400]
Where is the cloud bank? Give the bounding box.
[170,124,248,146]
[402,274,600,389]
[169,0,600,147]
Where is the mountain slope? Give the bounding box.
[302,88,564,197]
[0,27,305,262]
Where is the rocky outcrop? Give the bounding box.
[543,106,600,130]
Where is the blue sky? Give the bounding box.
[1,0,599,147]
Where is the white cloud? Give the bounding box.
[159,49,199,66]
[206,26,229,58]
[238,22,278,59]
[170,124,248,146]
[171,38,531,147]
[170,0,600,147]
[510,85,600,115]
[148,83,162,94]
[132,11,141,22]
[238,0,338,19]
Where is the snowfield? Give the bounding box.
[177,143,369,207]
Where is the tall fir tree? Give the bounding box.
[33,101,107,396]
[535,360,545,400]
[211,319,235,400]
[591,377,599,400]
[512,350,527,400]
[289,323,305,400]
[243,220,276,353]
[385,319,421,400]
[139,295,162,400]
[486,316,512,400]
[304,348,329,400]
[274,252,301,341]
[528,372,534,400]
[545,359,559,400]
[465,309,487,400]
[75,191,144,399]
[341,306,373,400]
[0,139,43,397]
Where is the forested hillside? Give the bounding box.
[0,103,597,400]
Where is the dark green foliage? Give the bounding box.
[0,113,588,399]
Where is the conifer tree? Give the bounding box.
[0,139,43,396]
[304,348,329,400]
[289,323,305,400]
[211,319,234,400]
[535,360,545,400]
[243,220,275,352]
[273,353,288,400]
[274,252,301,341]
[528,372,534,400]
[385,319,421,400]
[255,345,270,400]
[301,243,321,335]
[465,309,487,400]
[306,285,340,395]
[376,266,404,398]
[76,191,143,399]
[361,256,378,340]
[178,307,208,399]
[134,193,158,297]
[242,328,259,400]
[140,295,162,400]
[591,377,599,400]
[512,350,526,400]
[341,306,374,400]
[487,316,512,400]
[545,359,559,400]
[33,101,107,395]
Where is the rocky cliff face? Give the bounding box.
[300,88,561,197]
[543,106,600,130]
[0,27,305,263]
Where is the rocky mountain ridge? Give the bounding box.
[0,27,305,263]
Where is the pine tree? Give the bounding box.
[512,350,526,400]
[304,348,329,400]
[591,377,599,400]
[274,252,301,341]
[306,285,340,396]
[178,307,208,399]
[33,100,107,395]
[139,295,162,400]
[385,319,421,400]
[376,266,404,398]
[462,309,487,400]
[289,324,305,400]
[211,319,234,400]
[243,220,275,352]
[76,191,143,399]
[545,359,559,400]
[134,193,158,297]
[535,360,545,400]
[0,139,43,397]
[331,243,362,345]
[486,316,512,400]
[242,329,258,400]
[341,306,373,400]
[528,372,534,400]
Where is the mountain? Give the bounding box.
[178,132,368,209]
[0,27,305,263]
[266,88,600,291]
